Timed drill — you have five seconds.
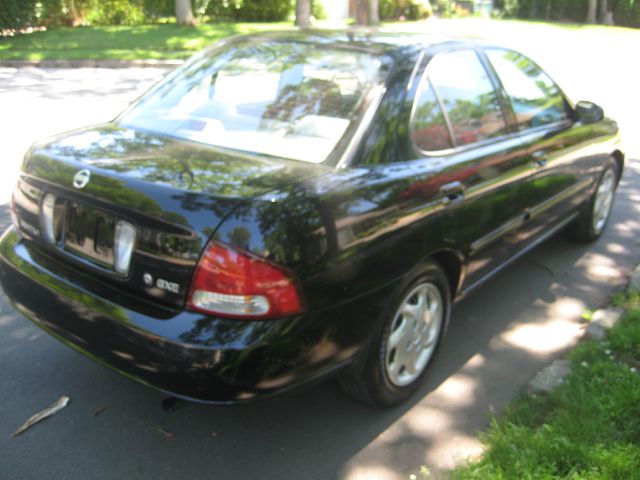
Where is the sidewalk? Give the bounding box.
[0,66,168,204]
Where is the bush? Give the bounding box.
[83,0,145,25]
[143,0,175,18]
[609,0,640,27]
[379,0,433,20]
[496,0,640,27]
[205,0,242,21]
[37,0,69,27]
[143,0,210,20]
[430,0,454,17]
[0,0,37,30]
[492,0,519,18]
[312,0,327,20]
[206,0,290,22]
[36,0,145,26]
[239,0,291,21]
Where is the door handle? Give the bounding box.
[531,150,548,168]
[440,181,465,202]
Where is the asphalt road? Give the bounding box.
[1,54,639,480]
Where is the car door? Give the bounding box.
[482,48,592,242]
[408,47,550,291]
[398,49,524,289]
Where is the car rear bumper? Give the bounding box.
[0,227,389,404]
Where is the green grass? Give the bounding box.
[452,293,640,479]
[0,23,290,60]
[1,18,639,61]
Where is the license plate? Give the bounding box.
[64,203,116,269]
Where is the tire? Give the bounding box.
[569,159,619,243]
[339,260,451,407]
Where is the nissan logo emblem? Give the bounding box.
[73,169,91,189]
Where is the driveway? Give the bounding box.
[1,34,639,480]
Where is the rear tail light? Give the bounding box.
[187,241,303,319]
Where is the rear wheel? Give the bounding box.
[339,261,450,407]
[569,160,618,243]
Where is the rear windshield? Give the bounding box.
[120,41,387,163]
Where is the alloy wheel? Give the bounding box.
[592,168,616,234]
[385,282,444,387]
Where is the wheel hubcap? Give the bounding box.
[592,169,615,234]
[384,283,444,387]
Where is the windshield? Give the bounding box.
[120,40,387,163]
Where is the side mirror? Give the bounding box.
[575,101,604,124]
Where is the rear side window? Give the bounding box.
[428,50,507,148]
[412,80,453,151]
[486,48,568,130]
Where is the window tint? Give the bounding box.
[412,79,453,151]
[486,49,568,130]
[428,50,507,147]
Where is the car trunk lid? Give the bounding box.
[12,124,328,310]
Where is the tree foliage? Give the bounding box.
[496,0,640,27]
[379,0,434,21]
[206,0,291,22]
[3,0,640,31]
[0,0,37,30]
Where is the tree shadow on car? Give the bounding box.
[1,159,639,479]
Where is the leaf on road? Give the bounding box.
[11,396,70,437]
[92,406,106,417]
[157,427,174,439]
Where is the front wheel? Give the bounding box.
[569,160,618,243]
[339,261,451,407]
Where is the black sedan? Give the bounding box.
[0,30,623,407]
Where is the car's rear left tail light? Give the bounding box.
[187,241,303,319]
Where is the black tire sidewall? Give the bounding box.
[366,261,451,407]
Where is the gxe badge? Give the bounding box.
[72,169,91,189]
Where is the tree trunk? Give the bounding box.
[545,0,551,20]
[586,0,597,23]
[599,0,608,23]
[176,0,196,26]
[295,0,312,27]
[355,0,368,25]
[66,0,81,26]
[368,0,380,25]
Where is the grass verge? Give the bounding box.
[0,23,290,60]
[452,290,640,479]
[1,18,638,61]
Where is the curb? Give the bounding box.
[527,306,624,394]
[629,264,640,292]
[0,59,184,69]
[585,307,625,341]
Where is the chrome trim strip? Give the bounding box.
[528,177,591,219]
[468,177,590,254]
[458,211,579,300]
[470,214,525,253]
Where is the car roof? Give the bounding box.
[228,28,476,57]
